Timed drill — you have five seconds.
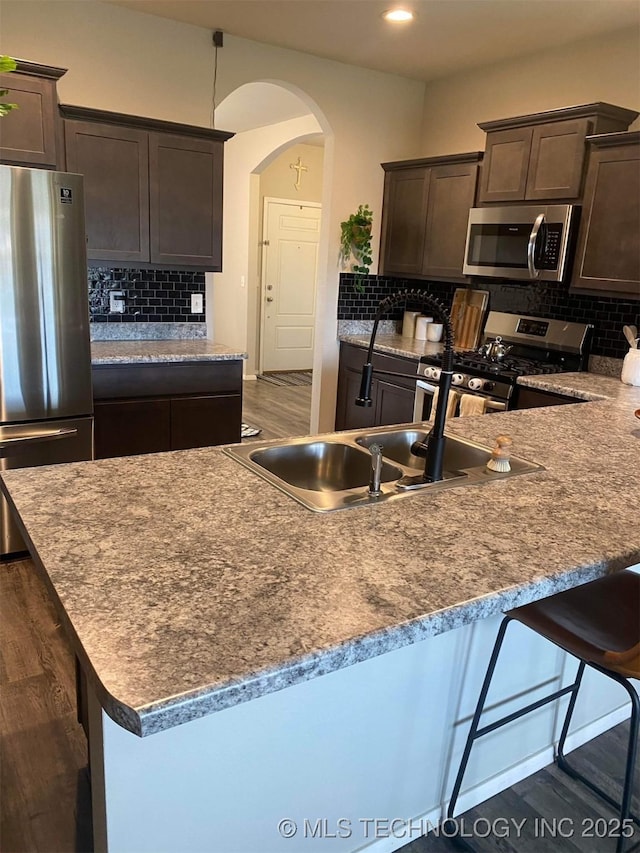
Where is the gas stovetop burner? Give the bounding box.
[457,351,562,377]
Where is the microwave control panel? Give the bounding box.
[540,224,563,269]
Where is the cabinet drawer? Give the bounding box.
[171,395,242,449]
[94,398,171,458]
[92,361,242,400]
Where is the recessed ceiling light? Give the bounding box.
[383,8,415,23]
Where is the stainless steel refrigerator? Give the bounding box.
[0,165,93,558]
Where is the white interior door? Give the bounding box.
[261,199,321,372]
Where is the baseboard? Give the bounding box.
[356,704,631,853]
[243,373,257,381]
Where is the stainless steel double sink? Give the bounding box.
[224,424,543,512]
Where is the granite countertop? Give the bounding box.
[91,339,247,364]
[1,372,639,737]
[340,333,444,360]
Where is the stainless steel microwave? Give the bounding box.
[463,204,578,282]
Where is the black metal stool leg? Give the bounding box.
[555,659,587,760]
[556,664,640,853]
[443,615,513,839]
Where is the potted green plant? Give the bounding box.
[339,204,373,293]
[0,56,18,117]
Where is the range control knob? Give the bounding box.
[468,377,484,391]
[452,373,465,386]
[484,382,495,393]
[424,366,441,380]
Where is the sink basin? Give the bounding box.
[250,441,402,491]
[224,424,543,512]
[357,429,501,472]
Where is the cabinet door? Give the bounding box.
[0,73,59,167]
[94,399,170,459]
[571,137,640,298]
[477,127,533,203]
[335,366,377,431]
[170,395,242,450]
[525,119,591,200]
[65,121,150,261]
[379,167,430,276]
[335,344,375,431]
[515,387,579,409]
[374,380,415,426]
[149,133,223,269]
[422,161,478,280]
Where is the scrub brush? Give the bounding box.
[486,434,513,473]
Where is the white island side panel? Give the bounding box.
[89,610,632,853]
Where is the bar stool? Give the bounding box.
[445,570,640,853]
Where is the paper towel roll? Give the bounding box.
[402,311,421,338]
[414,316,433,341]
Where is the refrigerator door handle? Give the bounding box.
[0,427,78,457]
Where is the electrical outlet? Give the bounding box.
[191,293,204,314]
[109,291,125,313]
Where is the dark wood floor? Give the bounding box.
[2,382,637,852]
[0,557,93,853]
[241,377,312,441]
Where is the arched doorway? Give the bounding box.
[210,81,331,393]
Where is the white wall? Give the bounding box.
[420,28,640,156]
[211,115,323,379]
[2,0,426,431]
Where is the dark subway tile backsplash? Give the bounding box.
[338,275,639,360]
[88,268,206,323]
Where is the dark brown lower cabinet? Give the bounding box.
[92,360,242,459]
[335,342,417,431]
[374,379,415,426]
[514,386,581,409]
[94,398,171,458]
[171,394,242,450]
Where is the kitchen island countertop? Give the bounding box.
[91,339,247,364]
[1,370,639,737]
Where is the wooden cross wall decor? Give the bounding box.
[290,156,308,191]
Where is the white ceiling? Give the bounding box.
[108,0,639,83]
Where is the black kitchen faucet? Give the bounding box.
[355,288,455,484]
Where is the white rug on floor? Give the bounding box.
[241,423,262,438]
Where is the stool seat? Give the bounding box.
[507,570,640,679]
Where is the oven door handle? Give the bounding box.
[484,399,507,412]
[527,213,546,279]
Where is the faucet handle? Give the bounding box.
[367,443,384,496]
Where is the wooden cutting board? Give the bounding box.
[450,288,489,350]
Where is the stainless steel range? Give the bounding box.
[414,311,593,419]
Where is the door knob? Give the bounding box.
[266,296,274,302]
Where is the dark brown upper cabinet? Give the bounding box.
[379,152,482,281]
[0,60,66,168]
[61,105,233,270]
[571,131,640,300]
[477,103,638,205]
[64,120,150,261]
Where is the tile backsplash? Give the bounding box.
[338,274,639,360]
[88,268,206,324]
